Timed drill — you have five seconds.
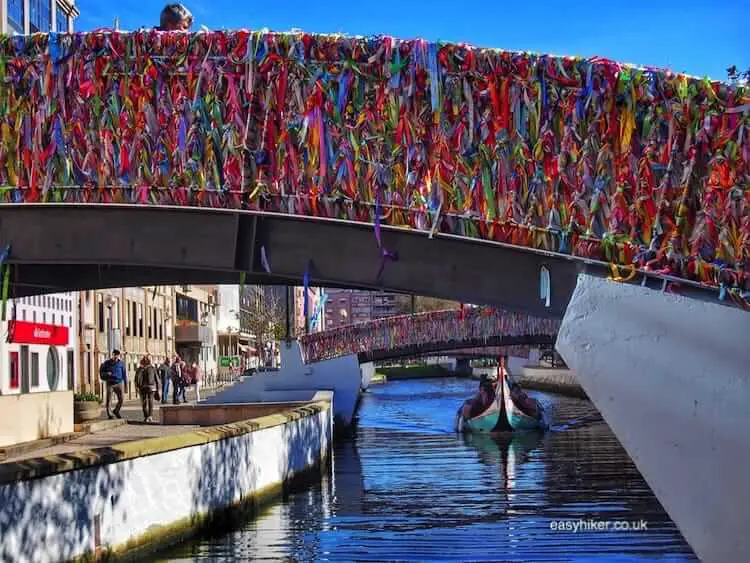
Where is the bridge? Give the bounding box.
[298,307,558,363]
[0,31,747,319]
[0,29,748,562]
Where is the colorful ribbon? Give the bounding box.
[0,31,746,296]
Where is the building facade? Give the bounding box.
[1,293,77,396]
[0,292,78,447]
[216,284,244,374]
[174,285,217,378]
[77,287,176,399]
[324,289,405,328]
[1,0,78,35]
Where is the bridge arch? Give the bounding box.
[298,308,559,363]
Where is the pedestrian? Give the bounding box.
[172,355,187,404]
[135,356,160,423]
[158,357,172,404]
[158,3,193,31]
[192,362,202,402]
[99,349,127,419]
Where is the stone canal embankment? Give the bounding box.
[0,392,332,562]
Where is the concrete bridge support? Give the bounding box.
[454,358,472,376]
[556,274,750,563]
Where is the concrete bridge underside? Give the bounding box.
[0,205,579,318]
[355,335,554,363]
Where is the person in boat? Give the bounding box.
[495,355,540,419]
[462,373,497,419]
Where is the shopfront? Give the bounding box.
[1,320,74,395]
[0,318,76,447]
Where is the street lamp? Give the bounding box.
[104,295,116,356]
[199,311,209,379]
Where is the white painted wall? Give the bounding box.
[0,404,331,563]
[216,285,240,333]
[206,341,362,426]
[0,292,77,395]
[556,274,750,563]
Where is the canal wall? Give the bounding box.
[206,342,362,427]
[516,368,587,399]
[557,273,750,563]
[0,394,332,562]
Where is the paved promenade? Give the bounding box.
[1,382,232,464]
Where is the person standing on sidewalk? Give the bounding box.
[101,350,127,419]
[158,357,172,405]
[191,362,203,402]
[172,355,186,404]
[136,356,161,423]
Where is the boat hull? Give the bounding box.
[502,375,551,431]
[457,373,551,433]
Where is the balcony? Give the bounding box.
[175,323,213,345]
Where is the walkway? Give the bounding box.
[1,382,234,465]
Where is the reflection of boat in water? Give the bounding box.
[461,431,545,497]
[456,369,552,433]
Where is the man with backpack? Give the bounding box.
[135,356,161,423]
[100,350,127,419]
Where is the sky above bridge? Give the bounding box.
[76,0,747,81]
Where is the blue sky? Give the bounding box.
[76,0,747,80]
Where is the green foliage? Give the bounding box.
[73,392,101,403]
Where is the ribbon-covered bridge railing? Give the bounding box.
[298,308,560,363]
[0,31,748,306]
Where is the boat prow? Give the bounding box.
[456,370,552,433]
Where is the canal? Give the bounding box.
[157,378,697,561]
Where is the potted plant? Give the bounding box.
[73,392,102,423]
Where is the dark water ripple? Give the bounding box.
[157,378,697,562]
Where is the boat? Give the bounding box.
[456,369,551,433]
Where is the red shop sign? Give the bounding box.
[9,320,69,346]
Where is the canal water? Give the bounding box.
[158,378,697,562]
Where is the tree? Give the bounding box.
[394,294,463,315]
[240,286,286,364]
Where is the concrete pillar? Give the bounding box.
[556,274,750,563]
[454,358,472,376]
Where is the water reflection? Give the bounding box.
[157,379,697,562]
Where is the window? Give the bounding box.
[67,349,74,390]
[29,0,52,32]
[32,310,37,322]
[9,352,19,389]
[176,295,198,322]
[20,346,29,393]
[46,347,60,390]
[98,296,104,332]
[31,352,40,387]
[125,299,131,336]
[137,304,143,337]
[21,309,26,321]
[56,4,68,33]
[8,0,24,34]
